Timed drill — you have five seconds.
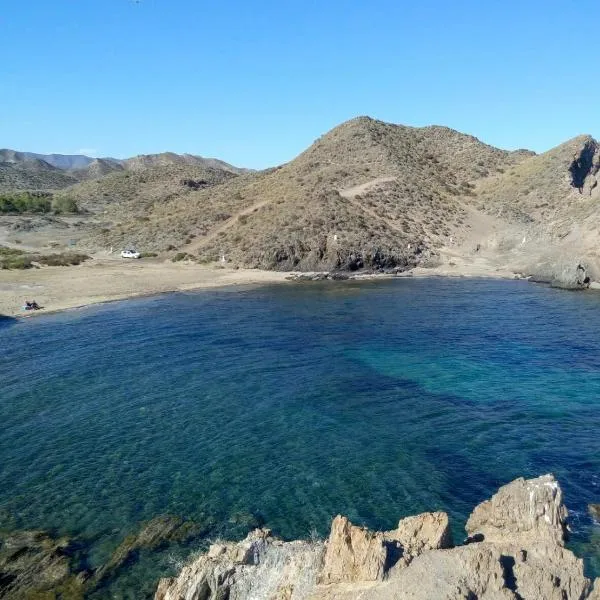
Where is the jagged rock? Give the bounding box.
[95,514,213,584]
[0,529,88,599]
[155,529,324,600]
[318,516,388,584]
[589,504,600,522]
[156,475,595,600]
[507,543,590,600]
[386,511,452,558]
[466,474,567,546]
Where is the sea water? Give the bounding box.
[1,278,599,598]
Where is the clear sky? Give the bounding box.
[1,0,598,169]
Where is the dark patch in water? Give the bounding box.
[1,278,600,597]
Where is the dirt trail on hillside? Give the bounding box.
[338,177,409,236]
[182,198,272,255]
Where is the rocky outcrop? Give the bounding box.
[155,475,596,600]
[465,474,568,546]
[0,529,88,599]
[155,529,324,600]
[386,510,452,557]
[94,514,212,585]
[318,516,388,584]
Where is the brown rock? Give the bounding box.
[318,516,388,584]
[466,474,567,546]
[385,511,452,557]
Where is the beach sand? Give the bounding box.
[0,247,526,319]
[0,258,288,318]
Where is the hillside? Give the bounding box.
[3,117,599,283]
[0,149,247,191]
[54,163,238,219]
[0,159,79,191]
[83,117,535,270]
[0,149,99,170]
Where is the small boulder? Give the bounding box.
[589,504,600,522]
[385,511,453,558]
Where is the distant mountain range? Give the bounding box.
[0,149,248,191]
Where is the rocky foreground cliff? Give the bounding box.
[155,475,600,600]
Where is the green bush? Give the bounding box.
[51,196,79,214]
[0,246,89,268]
[0,255,34,269]
[0,192,52,214]
[36,252,89,266]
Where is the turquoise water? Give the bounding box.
[1,278,600,597]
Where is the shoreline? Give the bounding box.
[0,257,529,321]
[0,259,289,320]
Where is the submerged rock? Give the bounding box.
[0,529,88,599]
[155,475,597,600]
[95,514,213,584]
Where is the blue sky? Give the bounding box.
[1,0,598,168]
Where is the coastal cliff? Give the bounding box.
[155,475,600,600]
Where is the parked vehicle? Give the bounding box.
[121,249,141,259]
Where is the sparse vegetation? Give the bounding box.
[0,246,89,269]
[0,192,52,214]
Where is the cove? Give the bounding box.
[1,278,599,598]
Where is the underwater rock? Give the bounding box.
[0,529,89,599]
[94,514,214,584]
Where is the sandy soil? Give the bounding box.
[0,257,288,318]
[0,250,527,320]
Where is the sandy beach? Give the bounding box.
[0,249,526,319]
[0,258,289,318]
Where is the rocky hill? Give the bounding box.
[76,117,539,270]
[0,149,246,191]
[155,475,599,600]
[3,118,599,284]
[0,149,85,191]
[83,117,599,282]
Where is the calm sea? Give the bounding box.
[1,278,599,598]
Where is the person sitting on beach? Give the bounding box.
[24,300,40,310]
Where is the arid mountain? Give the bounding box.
[121,152,247,175]
[0,158,80,191]
[3,118,599,282]
[0,149,247,191]
[54,163,238,218]
[0,150,98,170]
[82,117,538,270]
